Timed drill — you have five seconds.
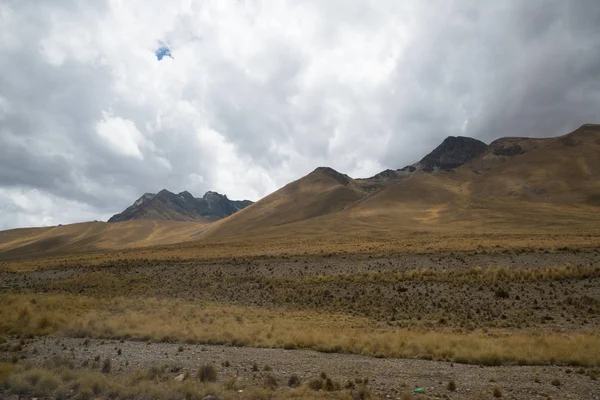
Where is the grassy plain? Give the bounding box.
[1,231,600,398]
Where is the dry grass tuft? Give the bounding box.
[197,364,218,383]
[0,362,356,400]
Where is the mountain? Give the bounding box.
[356,136,487,191]
[202,167,368,238]
[203,124,600,241]
[2,124,599,259]
[416,136,488,172]
[108,189,252,223]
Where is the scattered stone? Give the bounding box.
[174,373,185,382]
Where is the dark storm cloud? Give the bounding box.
[0,0,599,229]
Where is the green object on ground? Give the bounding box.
[414,387,425,393]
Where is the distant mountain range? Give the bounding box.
[108,190,252,223]
[2,124,599,259]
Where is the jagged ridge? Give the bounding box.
[108,189,252,223]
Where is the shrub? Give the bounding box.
[197,364,218,382]
[447,380,456,391]
[493,386,502,397]
[324,377,340,391]
[101,358,111,374]
[288,374,301,387]
[495,288,510,299]
[33,375,61,397]
[308,378,323,391]
[551,378,561,387]
[263,374,278,389]
[357,384,372,399]
[147,365,164,380]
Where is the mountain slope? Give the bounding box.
[203,124,600,241]
[0,220,209,260]
[202,167,368,238]
[466,124,600,204]
[416,136,488,172]
[108,189,252,223]
[357,136,488,191]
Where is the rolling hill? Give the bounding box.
[0,220,208,260]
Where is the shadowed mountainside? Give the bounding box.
[108,189,252,223]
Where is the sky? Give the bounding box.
[1,0,599,229]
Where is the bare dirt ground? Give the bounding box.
[5,336,600,400]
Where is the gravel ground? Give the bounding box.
[6,336,600,400]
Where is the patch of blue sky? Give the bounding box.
[155,46,172,61]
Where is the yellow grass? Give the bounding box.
[2,294,599,367]
[2,231,599,272]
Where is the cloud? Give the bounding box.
[96,113,147,159]
[0,0,599,228]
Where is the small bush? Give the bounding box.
[197,364,218,382]
[308,378,323,391]
[493,386,502,397]
[263,374,278,389]
[147,365,164,380]
[33,374,61,397]
[447,380,456,391]
[495,288,510,299]
[252,363,259,372]
[288,374,301,387]
[357,384,372,399]
[222,360,230,367]
[324,377,340,391]
[263,364,272,371]
[551,378,561,387]
[101,358,111,374]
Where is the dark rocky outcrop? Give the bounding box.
[418,136,488,172]
[108,190,252,223]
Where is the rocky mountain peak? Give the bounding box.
[108,189,253,223]
[312,166,351,185]
[417,136,488,172]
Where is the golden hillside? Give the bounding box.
[203,124,600,242]
[0,220,208,260]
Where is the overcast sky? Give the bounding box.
[1,0,599,229]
